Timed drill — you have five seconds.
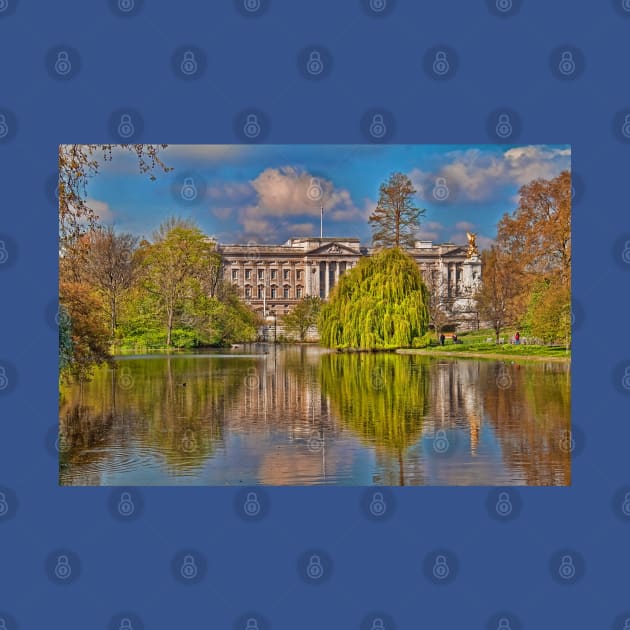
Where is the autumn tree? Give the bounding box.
[59,282,111,381]
[282,296,322,341]
[475,247,520,343]
[491,170,571,341]
[369,172,425,248]
[83,227,139,338]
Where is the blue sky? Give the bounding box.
[86,144,570,248]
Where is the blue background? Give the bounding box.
[1,0,629,628]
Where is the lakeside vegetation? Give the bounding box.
[59,146,571,381]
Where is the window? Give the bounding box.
[245,269,251,280]
[296,270,303,280]
[296,287,302,298]
[245,286,252,298]
[271,287,277,298]
[283,286,290,298]
[258,269,264,280]
[232,269,238,281]
[283,269,290,280]
[257,286,264,299]
[271,269,277,280]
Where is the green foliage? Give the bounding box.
[524,280,571,345]
[58,304,74,372]
[412,332,435,348]
[319,248,430,349]
[281,296,322,341]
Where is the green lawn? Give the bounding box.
[418,328,570,358]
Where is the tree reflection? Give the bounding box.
[59,355,248,483]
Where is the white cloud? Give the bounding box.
[163,145,248,162]
[87,199,115,224]
[455,220,476,231]
[409,145,570,203]
[235,166,364,238]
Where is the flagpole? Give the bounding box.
[320,206,323,238]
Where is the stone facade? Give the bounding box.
[218,237,482,331]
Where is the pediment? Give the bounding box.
[306,242,361,256]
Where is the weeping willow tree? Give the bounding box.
[318,247,430,349]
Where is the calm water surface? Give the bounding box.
[59,345,570,485]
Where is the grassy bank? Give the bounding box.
[400,328,570,361]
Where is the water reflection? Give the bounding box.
[59,346,570,486]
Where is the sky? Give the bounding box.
[85,144,571,249]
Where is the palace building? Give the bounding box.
[218,236,482,330]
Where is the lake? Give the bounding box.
[58,345,570,486]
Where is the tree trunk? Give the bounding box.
[167,308,174,347]
[110,296,117,338]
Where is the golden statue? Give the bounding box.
[466,231,479,258]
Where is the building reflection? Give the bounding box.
[59,348,570,486]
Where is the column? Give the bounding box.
[306,261,311,296]
[324,261,330,298]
